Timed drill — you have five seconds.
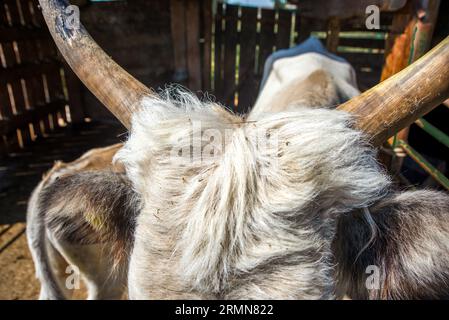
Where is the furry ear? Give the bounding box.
[333,190,449,299]
[40,171,140,267]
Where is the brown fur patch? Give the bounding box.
[40,171,140,269]
[264,70,340,112]
[333,190,449,299]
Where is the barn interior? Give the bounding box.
[0,0,448,299]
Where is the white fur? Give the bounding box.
[250,53,360,119]
[115,89,390,299]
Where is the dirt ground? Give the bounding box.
[0,122,123,300]
[0,223,39,299]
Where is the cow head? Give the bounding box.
[38,0,449,299]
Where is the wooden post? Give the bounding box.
[201,0,213,92]
[170,0,202,92]
[64,66,85,124]
[222,5,239,108]
[326,17,340,53]
[186,0,202,92]
[170,0,188,85]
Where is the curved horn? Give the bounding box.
[38,0,155,128]
[338,36,449,146]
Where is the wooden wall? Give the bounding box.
[210,2,398,114]
[0,0,433,156]
[0,0,70,156]
[77,0,175,121]
[213,4,299,113]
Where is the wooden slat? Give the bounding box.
[64,65,84,124]
[258,9,275,76]
[213,3,225,102]
[276,10,292,50]
[237,6,258,113]
[201,0,213,92]
[222,5,239,109]
[41,28,64,131]
[0,135,7,156]
[0,38,31,144]
[297,16,323,44]
[0,2,9,27]
[0,99,67,135]
[0,83,13,120]
[326,17,341,53]
[1,42,18,67]
[19,0,35,26]
[15,39,50,135]
[0,0,82,156]
[0,81,20,148]
[170,0,188,85]
[186,0,202,91]
[29,0,45,27]
[4,0,22,26]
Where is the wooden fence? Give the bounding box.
[209,1,399,114]
[0,0,73,157]
[0,0,427,156]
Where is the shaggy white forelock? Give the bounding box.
[115,89,390,298]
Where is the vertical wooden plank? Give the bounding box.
[296,14,311,44]
[64,66,85,124]
[0,135,7,156]
[10,80,27,117]
[2,40,32,145]
[40,33,65,129]
[4,0,21,26]
[170,0,188,85]
[15,40,37,118]
[15,39,45,136]
[222,5,239,109]
[0,0,80,155]
[213,3,225,102]
[201,0,213,92]
[186,0,202,92]
[258,9,275,76]
[276,10,292,50]
[0,81,20,150]
[237,6,258,113]
[326,17,340,53]
[0,83,13,120]
[0,2,9,26]
[2,42,18,67]
[19,0,34,26]
[29,0,44,27]
[0,44,16,121]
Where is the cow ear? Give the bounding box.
[40,171,140,267]
[333,190,449,299]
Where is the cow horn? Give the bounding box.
[39,0,155,128]
[338,36,449,146]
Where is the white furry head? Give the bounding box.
[115,88,390,299]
